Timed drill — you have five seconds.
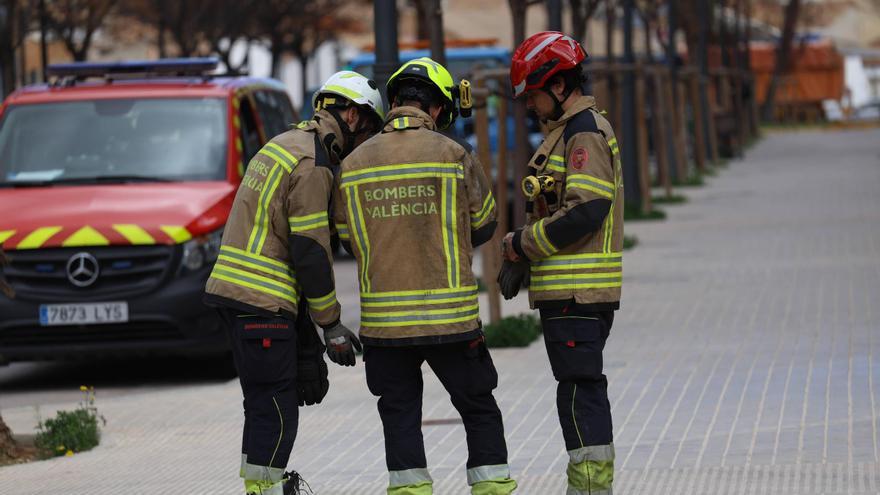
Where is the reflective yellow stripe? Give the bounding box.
[362,285,478,298]
[341,163,464,188]
[288,212,329,233]
[361,303,480,327]
[307,290,338,311]
[335,223,350,240]
[531,261,622,271]
[470,192,495,228]
[547,154,566,173]
[441,178,457,287]
[265,142,298,170]
[566,181,614,199]
[531,219,556,258]
[532,272,621,281]
[220,245,290,270]
[258,148,293,173]
[113,224,155,245]
[63,226,109,247]
[210,265,298,303]
[362,294,478,308]
[17,226,62,249]
[568,173,613,189]
[393,117,411,129]
[216,254,295,283]
[161,225,192,243]
[530,271,622,291]
[0,230,15,245]
[247,163,284,253]
[347,185,371,292]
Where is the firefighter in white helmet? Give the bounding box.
[205,71,384,494]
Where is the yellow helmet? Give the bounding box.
[387,57,457,129]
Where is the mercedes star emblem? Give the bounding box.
[66,252,100,287]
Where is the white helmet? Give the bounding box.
[312,70,385,122]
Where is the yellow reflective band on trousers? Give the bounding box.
[471,192,495,229]
[346,185,372,292]
[547,154,566,173]
[566,174,614,199]
[440,177,460,288]
[388,468,433,495]
[531,218,556,258]
[361,286,478,308]
[567,444,614,495]
[307,290,337,311]
[247,163,285,254]
[288,211,329,233]
[467,464,517,494]
[340,162,464,188]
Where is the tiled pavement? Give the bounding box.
[2,128,880,494]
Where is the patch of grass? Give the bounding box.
[623,203,666,221]
[623,235,638,250]
[34,387,105,459]
[483,313,542,348]
[651,194,687,205]
[673,173,705,187]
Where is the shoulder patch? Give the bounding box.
[563,108,605,144]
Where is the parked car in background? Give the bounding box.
[0,58,298,363]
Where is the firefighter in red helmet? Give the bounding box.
[501,32,624,495]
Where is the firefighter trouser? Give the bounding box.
[219,308,299,492]
[539,305,615,495]
[364,338,517,495]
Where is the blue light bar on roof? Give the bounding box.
[46,57,219,78]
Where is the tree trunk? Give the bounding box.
[0,414,16,464]
[760,0,800,121]
[509,0,531,228]
[606,0,615,61]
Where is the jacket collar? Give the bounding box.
[546,95,597,131]
[300,109,347,164]
[382,106,437,132]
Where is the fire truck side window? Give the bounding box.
[238,96,261,164]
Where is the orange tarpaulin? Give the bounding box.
[748,40,844,104]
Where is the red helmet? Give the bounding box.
[510,31,587,98]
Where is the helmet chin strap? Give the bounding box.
[327,109,358,161]
[541,84,574,122]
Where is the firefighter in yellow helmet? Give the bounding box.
[204,71,384,494]
[332,58,517,494]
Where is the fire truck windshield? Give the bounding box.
[0,97,228,185]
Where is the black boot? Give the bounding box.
[282,470,313,495]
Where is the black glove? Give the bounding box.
[323,322,362,366]
[297,348,329,407]
[497,259,529,300]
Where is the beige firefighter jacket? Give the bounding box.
[333,106,497,345]
[514,95,624,310]
[204,110,344,327]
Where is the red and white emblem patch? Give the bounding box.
[571,147,589,169]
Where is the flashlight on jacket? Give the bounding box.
[522,175,555,200]
[458,79,472,118]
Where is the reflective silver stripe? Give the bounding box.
[240,454,247,478]
[340,164,463,187]
[525,33,563,61]
[568,443,615,464]
[361,287,478,304]
[535,256,622,267]
[567,176,615,195]
[361,305,479,324]
[513,80,526,97]
[211,265,298,302]
[389,468,433,487]
[243,462,286,483]
[466,464,511,485]
[219,246,295,279]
